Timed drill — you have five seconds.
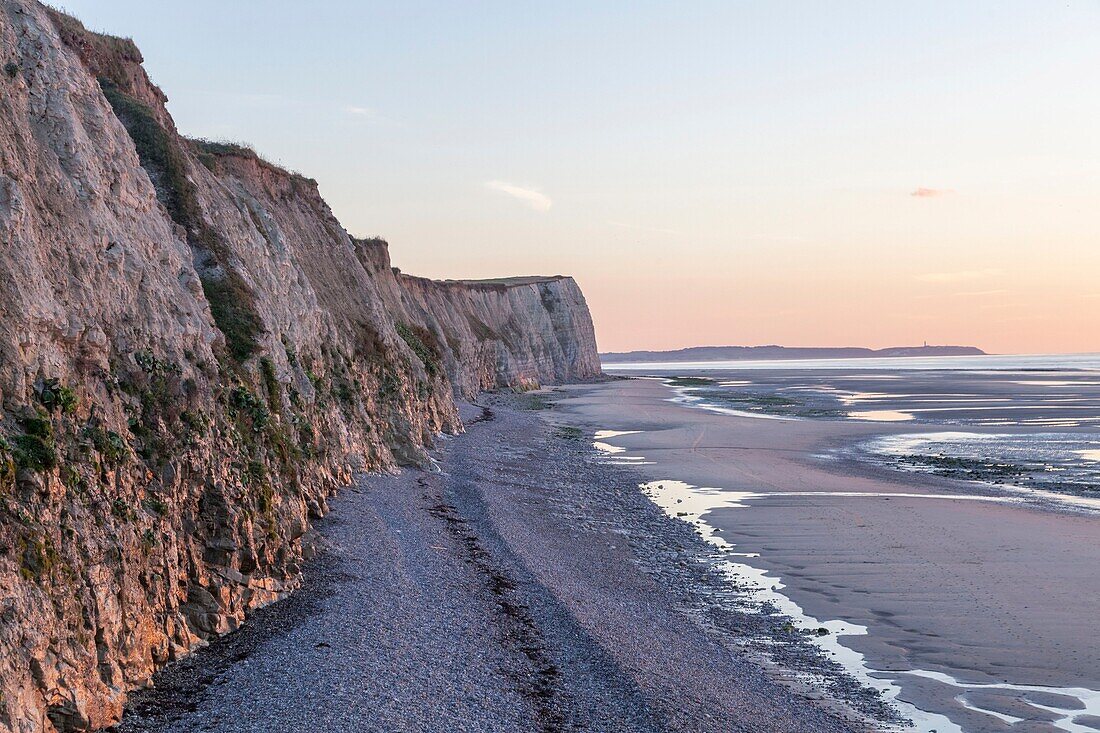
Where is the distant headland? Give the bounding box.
[599,344,987,363]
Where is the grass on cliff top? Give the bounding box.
[189,138,316,184]
[191,138,264,160]
[45,6,143,95]
[454,276,565,286]
[98,79,264,362]
[45,6,142,63]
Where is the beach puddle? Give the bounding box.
[669,391,798,420]
[662,379,826,420]
[636,477,962,732]
[594,430,642,439]
[640,479,757,555]
[592,431,655,464]
[837,391,895,404]
[901,670,1100,733]
[849,409,914,421]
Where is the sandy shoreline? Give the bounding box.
[557,378,1100,733]
[113,394,867,733]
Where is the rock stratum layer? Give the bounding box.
[0,3,600,731]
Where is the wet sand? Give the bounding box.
[556,379,1100,733]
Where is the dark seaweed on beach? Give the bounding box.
[898,454,1028,478]
[682,386,846,419]
[890,453,1100,502]
[665,376,716,387]
[1023,479,1100,498]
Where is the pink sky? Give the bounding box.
[68,1,1100,355]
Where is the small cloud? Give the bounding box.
[910,187,954,198]
[485,180,552,212]
[343,105,389,123]
[916,268,1002,284]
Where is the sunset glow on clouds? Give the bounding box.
[485,181,552,212]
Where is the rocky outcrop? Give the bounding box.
[356,238,600,398]
[0,3,600,731]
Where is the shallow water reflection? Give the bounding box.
[848,409,914,422]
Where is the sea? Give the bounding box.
[604,353,1100,508]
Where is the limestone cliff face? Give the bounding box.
[356,238,601,398]
[0,3,600,731]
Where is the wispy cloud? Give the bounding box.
[485,180,552,212]
[606,221,682,236]
[910,187,954,198]
[344,105,389,123]
[916,268,1002,284]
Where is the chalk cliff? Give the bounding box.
[0,3,600,731]
[355,238,600,398]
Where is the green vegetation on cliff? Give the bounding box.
[98,78,264,363]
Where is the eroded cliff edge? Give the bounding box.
[0,3,600,731]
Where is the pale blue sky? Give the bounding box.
[58,1,1100,352]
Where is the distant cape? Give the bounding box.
[599,344,987,363]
